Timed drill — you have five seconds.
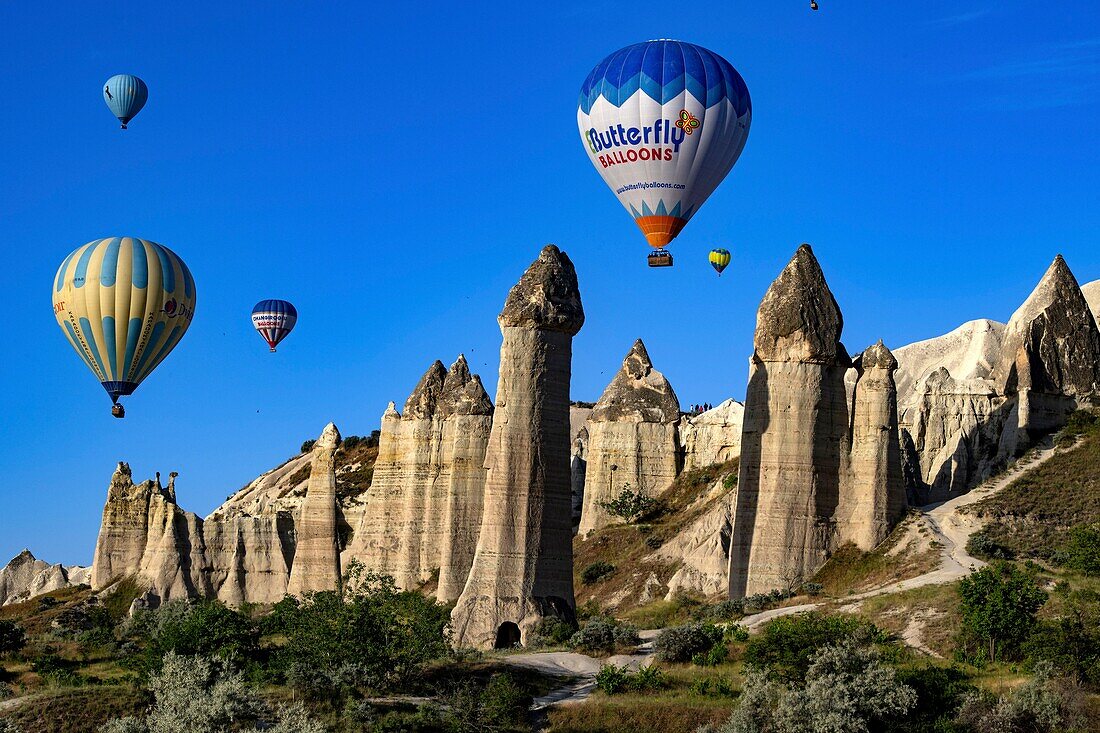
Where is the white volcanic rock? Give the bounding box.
[578,339,680,537]
[0,550,89,606]
[286,423,342,596]
[1081,279,1100,325]
[451,245,584,649]
[679,399,744,470]
[893,320,1005,407]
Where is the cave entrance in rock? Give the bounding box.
[494,622,521,649]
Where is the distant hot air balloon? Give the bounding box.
[103,74,148,129]
[709,248,731,276]
[52,237,196,417]
[251,300,297,352]
[577,40,751,267]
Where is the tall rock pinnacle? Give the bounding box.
[578,339,680,536]
[451,244,584,648]
[729,247,908,597]
[287,423,342,596]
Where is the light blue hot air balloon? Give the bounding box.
[103,75,148,129]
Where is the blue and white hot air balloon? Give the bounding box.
[577,40,751,266]
[251,300,297,352]
[103,74,148,129]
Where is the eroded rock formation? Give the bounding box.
[679,399,745,470]
[729,245,905,597]
[451,244,584,649]
[286,423,342,596]
[0,550,89,606]
[578,340,680,536]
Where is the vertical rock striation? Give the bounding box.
[841,341,908,549]
[286,423,342,596]
[578,339,680,536]
[729,245,907,597]
[451,244,584,649]
[435,356,494,602]
[679,399,745,470]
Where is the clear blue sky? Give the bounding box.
[1,2,1098,565]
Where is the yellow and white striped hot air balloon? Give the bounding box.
[52,237,196,418]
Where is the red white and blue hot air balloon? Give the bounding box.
[251,299,297,352]
[577,40,751,267]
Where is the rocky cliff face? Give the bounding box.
[451,244,584,649]
[729,245,906,597]
[0,550,89,606]
[343,356,493,599]
[895,262,1100,504]
[578,340,680,536]
[679,399,745,470]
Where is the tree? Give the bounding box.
[126,599,259,673]
[598,485,661,523]
[1061,524,1100,577]
[744,613,882,683]
[956,662,1087,733]
[0,620,26,655]
[1023,594,1100,685]
[957,562,1047,663]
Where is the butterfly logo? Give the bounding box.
[676,109,701,135]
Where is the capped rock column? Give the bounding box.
[346,402,405,575]
[729,244,851,598]
[578,339,680,536]
[451,244,584,649]
[287,423,342,596]
[841,341,907,550]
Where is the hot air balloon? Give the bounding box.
[709,248,731,276]
[103,74,148,129]
[577,40,751,267]
[251,300,297,352]
[52,237,196,417]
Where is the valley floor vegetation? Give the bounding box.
[2,419,1100,731]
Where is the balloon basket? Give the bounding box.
[647,250,674,268]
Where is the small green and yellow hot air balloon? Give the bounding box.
[709,248,731,276]
[52,237,196,418]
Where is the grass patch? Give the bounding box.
[852,582,961,658]
[969,428,1100,561]
[1,685,148,733]
[546,695,735,732]
[812,535,939,596]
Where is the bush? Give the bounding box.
[126,599,260,673]
[689,676,737,698]
[893,665,976,732]
[569,618,639,654]
[0,620,27,655]
[956,662,1087,733]
[529,616,576,647]
[275,563,451,700]
[801,582,824,597]
[1023,597,1100,685]
[300,439,316,453]
[724,625,749,643]
[966,531,1015,561]
[436,672,531,732]
[1059,524,1100,576]
[1061,409,1098,437]
[598,486,662,524]
[595,664,629,694]
[654,623,725,664]
[699,599,743,621]
[717,642,916,733]
[744,613,884,683]
[581,561,615,585]
[32,652,85,687]
[957,561,1046,664]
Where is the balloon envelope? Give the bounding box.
[577,40,751,248]
[709,248,731,275]
[251,299,297,352]
[103,74,148,128]
[52,237,196,405]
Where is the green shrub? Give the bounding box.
[598,486,662,523]
[595,664,630,694]
[569,618,639,654]
[724,625,749,643]
[689,676,737,697]
[699,599,743,621]
[436,672,531,732]
[581,561,615,585]
[529,616,576,647]
[802,582,825,596]
[654,623,724,664]
[126,599,260,673]
[1059,524,1100,576]
[745,613,885,683]
[1023,595,1100,685]
[722,473,737,490]
[629,664,666,691]
[966,531,1015,561]
[300,439,316,453]
[0,620,27,655]
[893,665,975,732]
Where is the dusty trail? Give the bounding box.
[510,440,1064,719]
